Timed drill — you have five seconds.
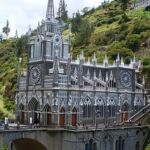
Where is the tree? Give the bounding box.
[71,11,82,34]
[81,7,90,15]
[74,19,94,46]
[2,20,10,38]
[126,34,141,52]
[119,0,128,12]
[57,0,63,19]
[16,36,28,58]
[107,41,133,60]
[57,0,68,22]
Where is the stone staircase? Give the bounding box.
[126,104,150,123]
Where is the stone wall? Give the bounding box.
[0,126,149,150]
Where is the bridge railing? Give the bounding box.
[126,104,150,123]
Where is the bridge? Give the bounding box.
[0,103,150,150]
[0,125,149,150]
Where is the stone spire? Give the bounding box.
[142,76,145,86]
[46,0,55,20]
[103,55,108,66]
[92,53,97,65]
[121,57,124,66]
[116,53,120,64]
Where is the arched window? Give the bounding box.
[30,45,35,58]
[122,140,125,150]
[108,105,116,117]
[28,98,40,124]
[46,41,52,57]
[115,140,119,150]
[59,107,65,126]
[135,141,140,150]
[19,103,25,124]
[119,136,122,150]
[122,102,129,111]
[108,98,116,117]
[85,139,97,150]
[96,98,104,118]
[83,98,92,118]
[85,144,88,150]
[72,108,77,127]
[115,136,125,150]
[43,104,52,125]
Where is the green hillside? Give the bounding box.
[0,39,18,119]
[0,0,150,118]
[70,0,150,88]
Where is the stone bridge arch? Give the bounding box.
[3,130,50,150]
[11,138,47,150]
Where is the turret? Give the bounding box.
[116,53,120,66]
[92,53,97,65]
[103,55,108,67]
[121,57,124,66]
[46,0,55,21]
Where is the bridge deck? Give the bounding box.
[0,125,150,133]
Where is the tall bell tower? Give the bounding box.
[27,0,69,87]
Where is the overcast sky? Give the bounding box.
[0,0,102,37]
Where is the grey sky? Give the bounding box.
[0,0,102,36]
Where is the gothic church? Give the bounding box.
[16,0,146,127]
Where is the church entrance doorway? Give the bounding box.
[19,104,25,124]
[47,107,51,125]
[34,112,40,124]
[59,107,65,127]
[21,112,25,124]
[121,102,129,122]
[72,108,77,127]
[28,98,40,125]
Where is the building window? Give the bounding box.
[83,98,92,118]
[108,105,116,117]
[115,140,119,150]
[96,98,104,118]
[122,102,129,111]
[115,136,125,150]
[135,141,140,150]
[96,105,104,118]
[31,45,35,58]
[85,139,96,150]
[46,41,52,56]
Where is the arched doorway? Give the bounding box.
[47,107,51,125]
[72,108,77,127]
[121,102,129,122]
[11,138,47,150]
[115,136,125,150]
[28,98,40,124]
[19,104,25,124]
[43,104,52,126]
[135,141,140,150]
[59,107,65,127]
[85,139,97,150]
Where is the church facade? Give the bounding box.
[16,0,146,127]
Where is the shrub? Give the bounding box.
[91,33,108,45]
[132,22,150,34]
[119,13,130,24]
[126,34,141,51]
[142,58,150,66]
[107,41,133,60]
